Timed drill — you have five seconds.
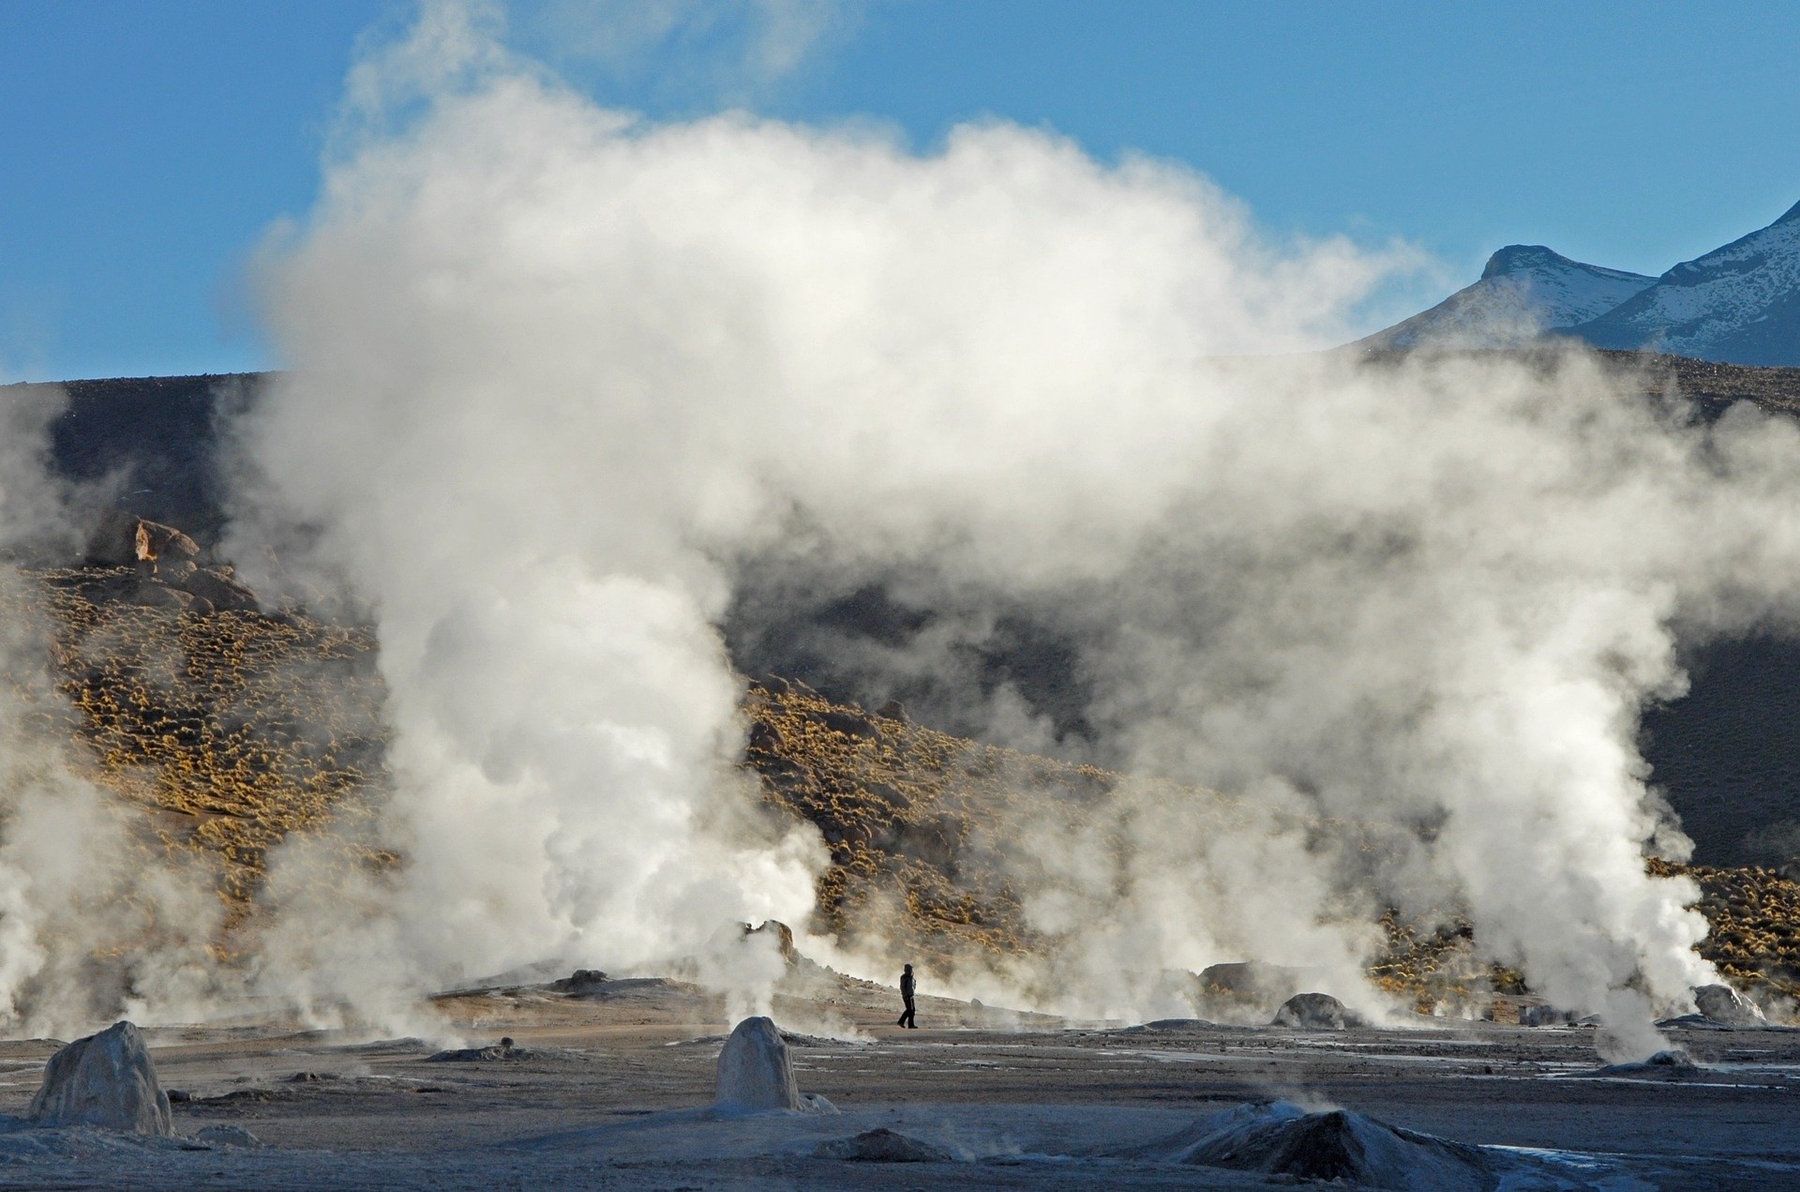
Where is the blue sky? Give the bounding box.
[2,0,1798,381]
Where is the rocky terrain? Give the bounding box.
[0,973,1794,1189]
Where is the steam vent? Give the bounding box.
[7,511,1800,1008]
[16,7,1800,1182]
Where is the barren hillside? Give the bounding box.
[10,351,1800,1005]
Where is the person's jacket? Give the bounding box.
[900,972,915,998]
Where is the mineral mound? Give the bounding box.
[1173,1102,1493,1191]
[28,1020,171,1135]
[714,1015,801,1112]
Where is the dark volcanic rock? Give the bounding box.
[814,1127,952,1162]
[818,708,879,740]
[1272,992,1357,1030]
[46,373,262,547]
[182,566,258,612]
[428,1037,528,1062]
[1593,1049,1705,1079]
[132,579,195,611]
[550,969,609,994]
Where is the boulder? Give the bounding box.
[182,567,258,613]
[86,512,198,569]
[1695,984,1766,1026]
[1272,992,1356,1030]
[1517,1003,1574,1027]
[714,1016,800,1111]
[133,580,194,611]
[134,519,200,565]
[815,1127,952,1162]
[157,558,198,585]
[27,1021,171,1135]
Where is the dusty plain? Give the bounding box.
[0,970,1794,1189]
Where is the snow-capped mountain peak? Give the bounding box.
[1358,245,1657,352]
[1572,200,1800,365]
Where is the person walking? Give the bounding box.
[896,963,918,1029]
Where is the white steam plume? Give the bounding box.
[0,385,225,1037]
[229,15,1800,1055]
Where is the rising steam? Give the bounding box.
[0,386,226,1038]
[220,12,1800,1059]
[2,6,1797,1058]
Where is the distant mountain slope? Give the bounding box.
[16,363,1800,878]
[1573,200,1800,365]
[1358,246,1656,351]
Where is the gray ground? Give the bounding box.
[0,971,1795,1189]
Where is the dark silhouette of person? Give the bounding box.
[897,963,917,1028]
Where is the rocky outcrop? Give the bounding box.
[83,515,260,615]
[86,513,197,569]
[428,1037,528,1062]
[134,519,200,568]
[1271,992,1355,1030]
[550,969,609,994]
[27,1021,172,1134]
[743,919,798,965]
[714,1016,800,1111]
[1695,983,1767,1026]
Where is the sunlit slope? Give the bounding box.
[20,566,389,927]
[743,678,1800,1000]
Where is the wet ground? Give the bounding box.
[0,971,1795,1189]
